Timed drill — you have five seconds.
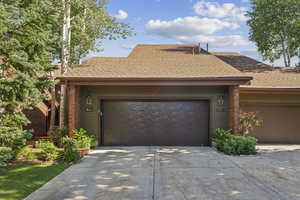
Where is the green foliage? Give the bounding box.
[0,0,57,153]
[73,128,92,149]
[0,0,132,157]
[59,136,80,163]
[240,111,263,136]
[213,128,257,155]
[247,0,300,66]
[35,141,58,161]
[0,113,32,151]
[16,146,37,160]
[0,113,32,159]
[68,0,133,64]
[0,147,13,166]
[49,126,68,147]
[90,135,98,149]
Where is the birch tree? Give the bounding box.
[56,0,132,129]
[59,0,71,128]
[69,0,133,64]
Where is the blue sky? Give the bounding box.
[88,0,283,66]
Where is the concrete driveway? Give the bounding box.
[25,146,300,200]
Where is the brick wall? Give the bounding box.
[68,85,80,136]
[24,107,48,137]
[229,85,240,134]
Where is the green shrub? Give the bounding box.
[213,128,257,155]
[0,147,14,166]
[90,135,98,149]
[16,146,37,160]
[59,137,80,163]
[74,128,92,149]
[35,140,58,161]
[0,126,32,158]
[49,126,68,147]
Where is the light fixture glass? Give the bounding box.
[86,95,92,105]
[217,95,224,105]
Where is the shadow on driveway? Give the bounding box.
[25,146,300,200]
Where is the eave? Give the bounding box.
[57,76,253,86]
[240,87,300,94]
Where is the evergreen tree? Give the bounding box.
[0,0,58,151]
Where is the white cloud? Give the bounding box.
[146,16,240,36]
[146,16,248,48]
[193,1,248,21]
[115,10,128,20]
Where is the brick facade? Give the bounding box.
[24,103,49,137]
[229,85,240,134]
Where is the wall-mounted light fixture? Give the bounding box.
[86,95,92,105]
[217,95,224,106]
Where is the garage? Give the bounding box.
[101,100,210,146]
[241,103,300,144]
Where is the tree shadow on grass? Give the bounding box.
[0,163,69,200]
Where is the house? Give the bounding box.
[215,53,300,143]
[57,44,300,146]
[24,102,49,137]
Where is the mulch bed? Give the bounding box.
[12,159,44,165]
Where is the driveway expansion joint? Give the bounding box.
[24,146,300,200]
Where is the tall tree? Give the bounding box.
[59,0,71,128]
[0,0,58,151]
[57,0,133,128]
[69,0,133,64]
[247,0,300,67]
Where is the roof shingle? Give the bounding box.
[215,54,300,88]
[59,44,300,88]
[60,44,249,80]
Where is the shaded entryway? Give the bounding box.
[101,100,209,146]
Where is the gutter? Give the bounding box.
[240,87,300,94]
[55,76,253,86]
[56,76,253,82]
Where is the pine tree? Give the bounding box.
[0,0,59,151]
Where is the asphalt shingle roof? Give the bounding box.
[59,44,300,88]
[215,54,300,88]
[60,44,249,80]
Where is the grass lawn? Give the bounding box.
[0,163,70,200]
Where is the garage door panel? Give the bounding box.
[242,104,300,144]
[103,101,153,146]
[102,100,209,146]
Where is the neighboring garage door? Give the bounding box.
[242,104,300,143]
[101,100,209,146]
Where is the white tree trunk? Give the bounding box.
[59,0,71,128]
[78,0,87,64]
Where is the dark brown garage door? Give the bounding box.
[101,100,209,146]
[242,104,300,143]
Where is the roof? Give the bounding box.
[35,102,49,116]
[128,44,209,58]
[58,44,251,83]
[58,44,300,88]
[215,54,300,89]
